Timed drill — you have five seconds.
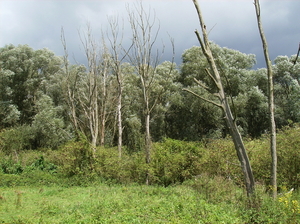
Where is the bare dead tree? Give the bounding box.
[107,16,130,159]
[186,0,255,196]
[61,27,82,137]
[254,0,277,198]
[68,23,112,154]
[127,1,161,185]
[126,1,175,185]
[79,24,100,152]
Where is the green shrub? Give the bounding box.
[246,137,270,185]
[55,138,147,184]
[0,158,23,174]
[28,155,57,173]
[151,138,204,186]
[0,150,57,175]
[0,171,61,187]
[204,138,243,185]
[276,126,300,188]
[55,134,94,177]
[0,125,34,153]
[277,188,300,223]
[1,124,300,191]
[241,190,290,223]
[92,146,147,184]
[248,125,300,189]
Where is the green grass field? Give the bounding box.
[1,127,300,223]
[0,183,244,224]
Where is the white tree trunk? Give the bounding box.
[117,85,123,158]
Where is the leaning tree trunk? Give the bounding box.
[223,97,255,196]
[190,0,255,196]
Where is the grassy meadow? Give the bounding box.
[0,183,244,223]
[1,176,299,223]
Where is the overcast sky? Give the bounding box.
[1,0,299,69]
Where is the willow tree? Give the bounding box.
[185,0,255,196]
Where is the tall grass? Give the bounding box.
[0,183,299,223]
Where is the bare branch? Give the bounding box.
[207,23,217,36]
[193,78,210,90]
[183,88,222,108]
[60,27,69,70]
[293,42,300,65]
[204,68,219,87]
[194,29,206,53]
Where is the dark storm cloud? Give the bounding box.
[1,0,299,69]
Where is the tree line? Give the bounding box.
[1,41,299,147]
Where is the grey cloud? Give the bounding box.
[1,0,299,69]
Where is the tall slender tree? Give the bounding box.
[126,1,162,184]
[107,16,131,158]
[254,0,277,198]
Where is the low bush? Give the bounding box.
[93,147,146,184]
[240,187,300,223]
[0,125,34,153]
[276,126,300,188]
[248,125,300,189]
[0,150,57,175]
[151,138,204,186]
[0,171,61,187]
[53,137,94,177]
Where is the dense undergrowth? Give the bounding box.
[0,125,300,223]
[1,125,299,188]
